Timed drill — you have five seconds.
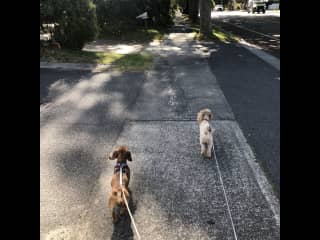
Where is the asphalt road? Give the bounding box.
[211,11,280,58]
[209,10,280,197]
[40,18,279,240]
[208,40,280,198]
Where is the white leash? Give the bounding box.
[212,144,238,240]
[120,166,141,240]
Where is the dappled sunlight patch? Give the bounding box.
[168,32,196,42]
[85,72,115,89]
[45,226,74,240]
[50,80,70,93]
[213,31,230,43]
[191,44,212,56]
[108,100,127,117]
[77,93,109,110]
[161,46,182,52]
[238,38,263,50]
[146,28,167,41]
[47,79,71,101]
[52,73,125,113]
[149,39,161,46]
[41,49,153,71]
[145,30,219,58]
[211,25,241,43]
[83,43,144,54]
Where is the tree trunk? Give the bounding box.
[199,0,212,37]
[188,0,199,23]
[184,0,189,14]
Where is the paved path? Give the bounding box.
[40,16,280,240]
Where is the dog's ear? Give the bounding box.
[209,112,213,120]
[197,111,204,123]
[125,151,132,161]
[109,150,118,160]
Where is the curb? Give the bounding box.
[40,62,113,71]
[237,39,280,71]
[212,25,280,72]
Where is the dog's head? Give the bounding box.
[108,145,132,163]
[197,108,213,123]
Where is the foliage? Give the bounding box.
[40,0,98,49]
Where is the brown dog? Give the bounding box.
[108,145,132,223]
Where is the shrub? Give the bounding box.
[54,0,98,49]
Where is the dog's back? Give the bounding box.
[200,121,213,143]
[198,109,214,158]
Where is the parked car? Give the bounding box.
[247,0,266,13]
[214,4,224,11]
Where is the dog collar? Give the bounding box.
[115,162,127,167]
[114,163,128,174]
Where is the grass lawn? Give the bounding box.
[40,27,169,71]
[190,22,240,43]
[40,49,153,71]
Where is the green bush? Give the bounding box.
[54,0,98,49]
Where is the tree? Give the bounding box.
[199,0,212,37]
[188,0,199,23]
[40,0,98,49]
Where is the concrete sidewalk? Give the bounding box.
[40,16,279,240]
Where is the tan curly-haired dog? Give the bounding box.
[197,109,215,158]
[108,145,132,223]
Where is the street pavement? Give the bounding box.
[40,15,280,240]
[207,41,280,198]
[211,10,280,58]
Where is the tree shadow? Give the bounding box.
[40,69,147,235]
[40,68,91,105]
[53,146,103,194]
